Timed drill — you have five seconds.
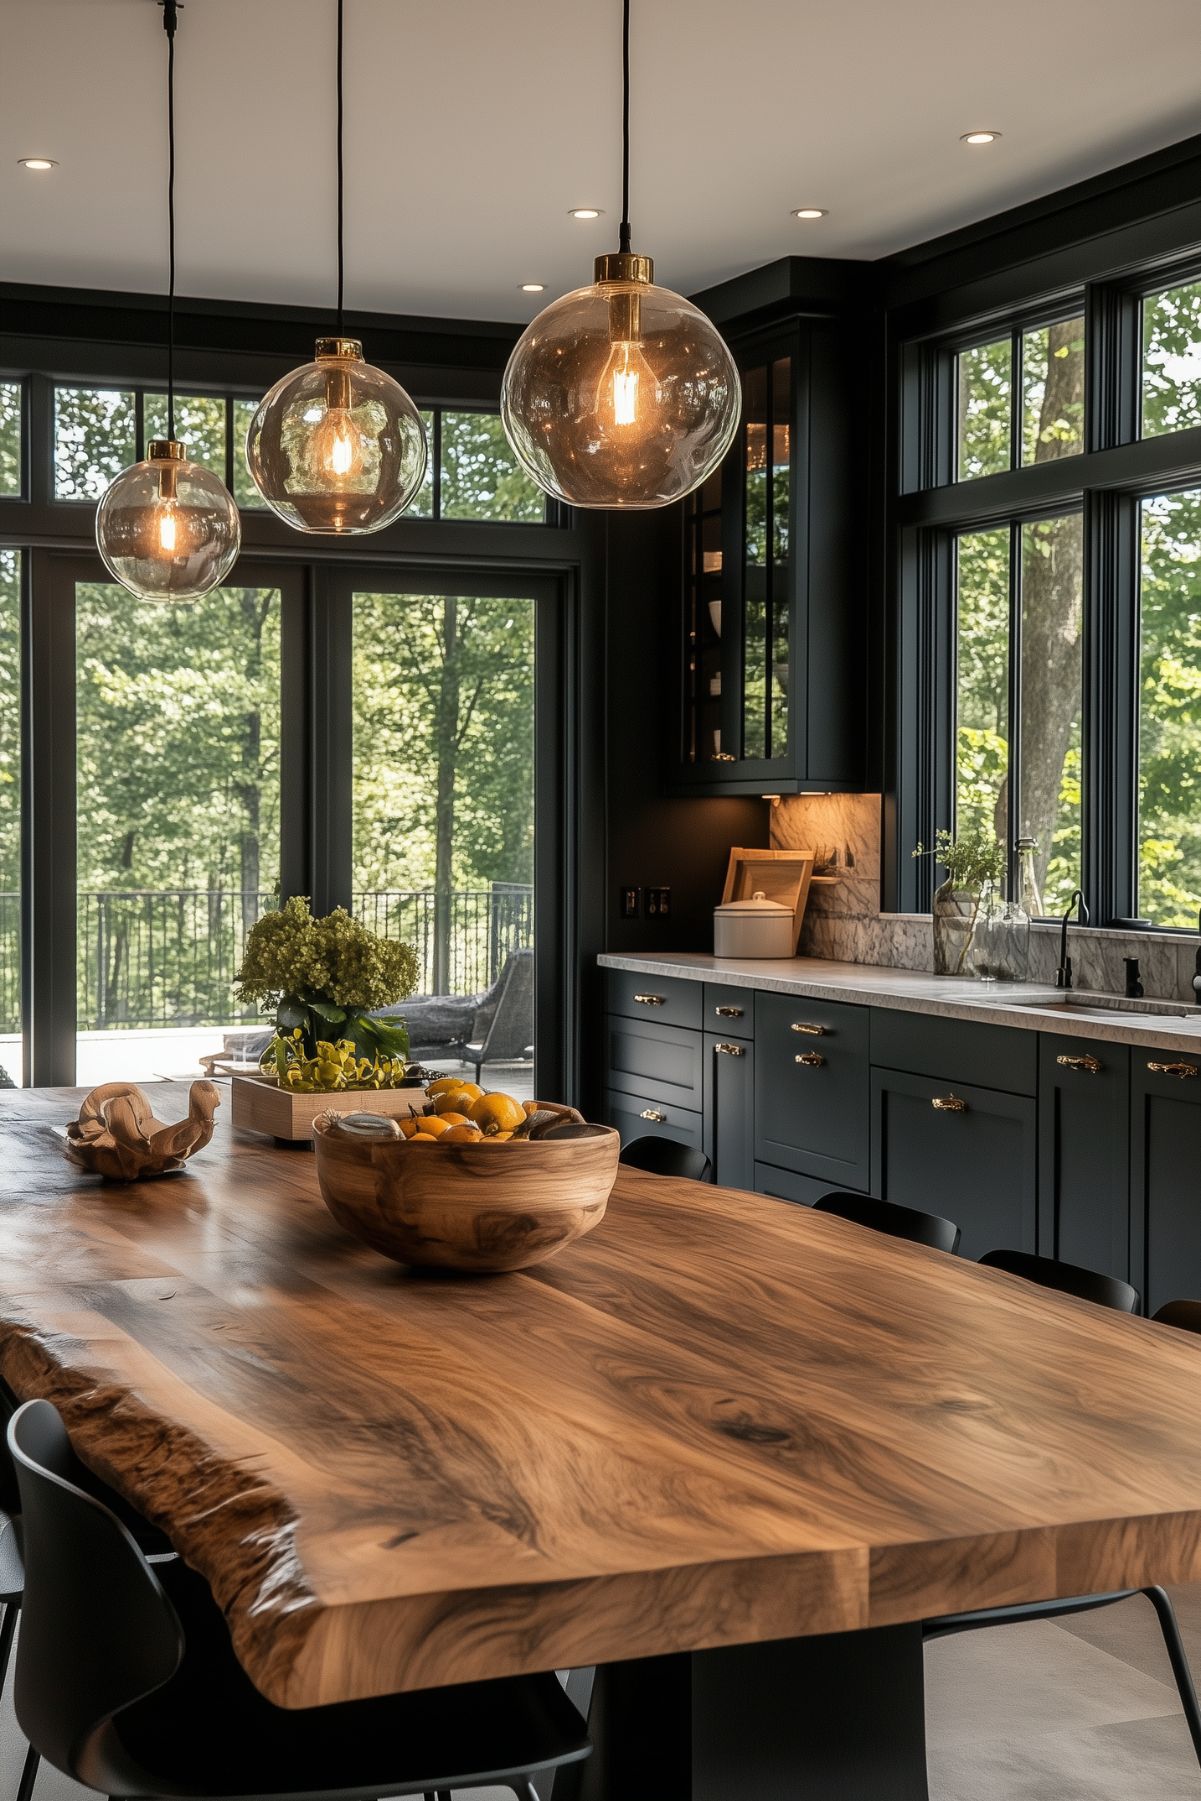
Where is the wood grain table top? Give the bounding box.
[1,1083,1201,1708]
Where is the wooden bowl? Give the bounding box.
[311,1104,620,1273]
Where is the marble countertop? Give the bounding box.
[597,951,1201,1055]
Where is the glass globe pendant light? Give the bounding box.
[246,0,426,533]
[95,0,240,602]
[501,0,741,510]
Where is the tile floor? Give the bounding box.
[7,1588,1201,1800]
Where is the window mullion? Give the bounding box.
[1081,488,1138,925]
[1007,520,1022,895]
[1085,282,1140,454]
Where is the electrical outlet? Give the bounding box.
[619,884,641,919]
[644,886,671,919]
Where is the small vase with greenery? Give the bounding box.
[235,896,421,1089]
[912,827,1006,976]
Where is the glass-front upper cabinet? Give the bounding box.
[677,316,865,794]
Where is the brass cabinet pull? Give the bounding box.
[632,993,666,1007]
[790,1023,827,1037]
[1147,1060,1199,1080]
[709,752,737,762]
[932,1094,968,1113]
[714,1004,744,1018]
[795,1051,826,1068]
[639,1107,667,1122]
[1057,1053,1102,1075]
[713,1042,746,1057]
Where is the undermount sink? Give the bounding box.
[1013,990,1201,1021]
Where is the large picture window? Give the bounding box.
[901,269,1201,929]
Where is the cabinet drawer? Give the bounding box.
[871,1068,1036,1261]
[870,1008,1037,1096]
[754,992,870,1189]
[754,1164,841,1208]
[605,970,703,1030]
[702,984,757,1036]
[603,1014,704,1110]
[604,1091,704,1153]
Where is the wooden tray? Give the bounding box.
[721,847,815,952]
[232,1075,426,1144]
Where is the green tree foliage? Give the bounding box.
[352,590,535,990]
[955,320,1085,914]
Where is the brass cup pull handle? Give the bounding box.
[714,1042,746,1057]
[638,1108,667,1122]
[1057,1053,1102,1075]
[714,1005,744,1018]
[1148,1061,1199,1079]
[795,1051,826,1068]
[932,1094,968,1113]
[790,1023,827,1037]
[632,993,666,1007]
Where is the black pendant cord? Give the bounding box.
[336,0,345,334]
[619,0,631,254]
[163,0,178,442]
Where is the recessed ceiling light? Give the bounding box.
[792,207,828,220]
[961,130,1001,145]
[520,282,546,293]
[18,157,57,171]
[568,207,603,220]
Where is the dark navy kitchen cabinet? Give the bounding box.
[1131,1047,1201,1315]
[1038,1036,1131,1282]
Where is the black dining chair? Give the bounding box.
[619,1136,712,1182]
[924,1249,1201,1773]
[812,1190,962,1255]
[1153,1298,1201,1335]
[0,1376,187,1801]
[7,1399,589,1801]
[978,1246,1139,1313]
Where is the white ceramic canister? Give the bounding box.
[713,892,795,958]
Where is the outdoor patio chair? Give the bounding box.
[460,948,534,1084]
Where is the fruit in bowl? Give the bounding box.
[311,1085,619,1273]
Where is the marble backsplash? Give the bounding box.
[770,792,1201,1005]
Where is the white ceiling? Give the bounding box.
[4,0,1201,324]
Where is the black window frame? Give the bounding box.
[893,258,1201,930]
[0,327,589,1093]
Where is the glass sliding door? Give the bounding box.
[74,576,283,1082]
[351,584,536,1093]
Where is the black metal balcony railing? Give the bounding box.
[0,886,533,1036]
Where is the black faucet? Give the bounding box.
[1055,889,1089,990]
[1125,956,1144,999]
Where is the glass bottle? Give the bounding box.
[972,881,1031,982]
[1016,837,1043,920]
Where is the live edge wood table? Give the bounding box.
[4,1089,1201,1800]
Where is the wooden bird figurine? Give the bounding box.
[65,1081,220,1182]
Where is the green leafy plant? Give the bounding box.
[912,826,1006,892]
[235,895,420,1075]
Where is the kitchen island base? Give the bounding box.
[555,1624,928,1800]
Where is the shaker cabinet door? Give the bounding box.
[1038,1036,1130,1282]
[704,1033,755,1192]
[871,1068,1036,1262]
[754,993,870,1191]
[1132,1049,1201,1316]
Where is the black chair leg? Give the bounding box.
[15,1742,39,1801]
[1143,1586,1201,1768]
[0,1602,16,1695]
